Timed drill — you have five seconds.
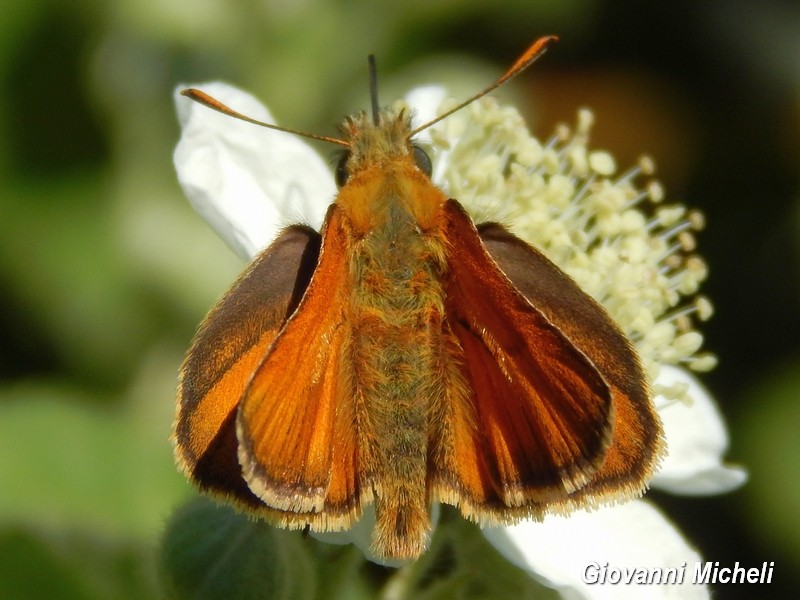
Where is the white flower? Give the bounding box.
[174,82,746,599]
[174,82,335,260]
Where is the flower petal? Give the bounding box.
[308,504,441,568]
[309,506,406,568]
[652,365,747,495]
[403,85,452,183]
[174,82,336,259]
[482,501,709,599]
[404,85,447,132]
[308,507,379,557]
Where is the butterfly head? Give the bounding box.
[334,107,432,188]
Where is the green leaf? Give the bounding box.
[738,362,800,561]
[0,377,187,539]
[0,524,160,600]
[160,497,317,600]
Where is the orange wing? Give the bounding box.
[430,200,614,521]
[236,205,363,532]
[478,222,664,506]
[174,224,320,511]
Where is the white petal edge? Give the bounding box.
[651,365,747,495]
[309,504,440,568]
[403,85,453,183]
[174,82,336,260]
[404,85,447,133]
[482,501,709,600]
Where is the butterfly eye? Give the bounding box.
[335,151,351,188]
[412,145,432,178]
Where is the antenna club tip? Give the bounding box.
[532,35,559,54]
[180,88,208,103]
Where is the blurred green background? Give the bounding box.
[0,0,798,598]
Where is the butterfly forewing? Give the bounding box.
[478,222,665,503]
[430,200,615,519]
[174,225,320,509]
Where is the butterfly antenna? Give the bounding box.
[368,55,380,125]
[409,35,558,138]
[180,88,350,147]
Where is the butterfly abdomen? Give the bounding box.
[343,175,449,559]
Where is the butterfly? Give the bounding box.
[173,36,664,561]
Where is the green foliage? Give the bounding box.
[158,502,556,600]
[0,526,160,600]
[739,362,800,568]
[161,498,318,600]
